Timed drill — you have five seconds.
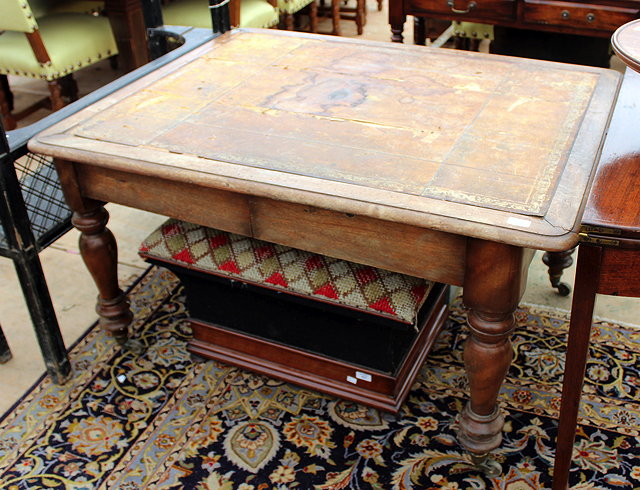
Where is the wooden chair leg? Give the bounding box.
[47,80,65,112]
[414,16,426,45]
[0,78,17,131]
[331,0,341,35]
[0,325,12,363]
[309,0,318,33]
[356,0,365,35]
[285,12,294,29]
[1,75,13,111]
[377,0,382,10]
[454,35,468,50]
[59,74,79,102]
[552,244,602,489]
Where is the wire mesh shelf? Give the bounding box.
[0,152,70,249]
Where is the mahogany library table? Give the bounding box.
[552,21,640,490]
[29,29,620,464]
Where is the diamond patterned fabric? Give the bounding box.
[139,220,434,325]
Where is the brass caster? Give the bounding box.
[470,453,502,478]
[190,352,208,364]
[122,338,145,355]
[556,282,571,296]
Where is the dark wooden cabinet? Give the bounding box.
[522,0,638,33]
[390,0,640,42]
[409,0,516,22]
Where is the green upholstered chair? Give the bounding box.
[0,0,118,130]
[162,0,279,29]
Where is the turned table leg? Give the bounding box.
[55,160,133,345]
[543,247,576,296]
[459,239,532,471]
[389,4,405,43]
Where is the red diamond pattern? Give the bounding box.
[305,255,324,271]
[219,259,240,274]
[172,248,194,264]
[139,219,434,324]
[369,297,396,315]
[209,235,229,249]
[355,267,378,285]
[313,283,339,299]
[255,245,276,261]
[266,272,288,287]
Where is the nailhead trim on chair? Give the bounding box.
[0,49,114,80]
[140,219,434,325]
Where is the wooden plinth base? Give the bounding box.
[188,284,449,413]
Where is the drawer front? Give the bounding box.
[410,0,516,22]
[524,0,639,33]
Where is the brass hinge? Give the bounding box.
[578,232,620,247]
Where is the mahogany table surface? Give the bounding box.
[612,19,640,75]
[582,68,640,238]
[552,68,640,489]
[30,29,618,256]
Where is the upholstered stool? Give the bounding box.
[140,219,449,412]
[452,22,493,51]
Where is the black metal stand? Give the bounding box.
[210,0,231,34]
[0,121,71,383]
[0,27,216,382]
[142,0,170,60]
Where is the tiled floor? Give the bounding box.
[0,4,636,414]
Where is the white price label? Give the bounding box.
[507,217,531,228]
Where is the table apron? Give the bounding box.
[76,164,469,286]
[597,246,640,296]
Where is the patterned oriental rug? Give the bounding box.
[1,267,639,489]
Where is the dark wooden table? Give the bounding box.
[612,18,640,69]
[389,0,640,45]
[552,26,640,488]
[28,29,619,467]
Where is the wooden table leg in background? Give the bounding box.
[55,160,133,345]
[389,0,405,43]
[458,239,532,472]
[414,17,426,45]
[553,239,640,487]
[552,243,602,489]
[543,248,576,296]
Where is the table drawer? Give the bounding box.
[410,0,516,22]
[523,0,639,33]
